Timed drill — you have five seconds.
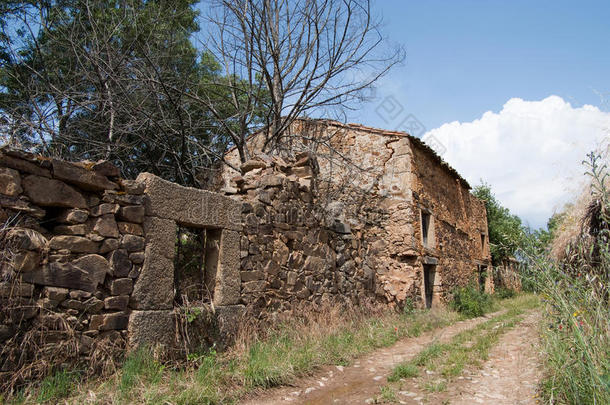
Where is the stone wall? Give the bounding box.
[0,149,241,389]
[0,149,146,386]
[1,117,494,388]
[226,152,380,318]
[221,119,493,312]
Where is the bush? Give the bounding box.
[494,287,515,299]
[450,284,493,318]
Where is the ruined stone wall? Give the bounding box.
[0,149,242,388]
[225,153,380,318]
[409,142,493,297]
[0,149,146,385]
[221,119,492,310]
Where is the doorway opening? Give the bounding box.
[423,264,436,308]
[478,265,487,292]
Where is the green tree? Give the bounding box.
[0,0,247,186]
[472,182,525,265]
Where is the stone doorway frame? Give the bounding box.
[127,173,242,348]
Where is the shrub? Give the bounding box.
[494,287,515,299]
[450,284,493,318]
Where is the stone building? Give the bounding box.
[220,119,493,310]
[0,119,491,386]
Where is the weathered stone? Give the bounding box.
[22,175,87,208]
[6,227,47,250]
[0,195,46,217]
[331,221,351,234]
[91,203,120,216]
[69,289,92,299]
[136,172,241,231]
[258,174,284,188]
[286,271,298,286]
[109,278,133,295]
[121,234,145,252]
[92,160,120,177]
[118,222,143,236]
[108,249,131,277]
[88,233,105,242]
[0,167,22,196]
[99,238,119,254]
[304,256,325,273]
[215,305,245,348]
[72,254,109,287]
[143,217,175,260]
[119,179,145,194]
[83,297,104,313]
[213,230,241,306]
[54,224,88,235]
[93,214,119,238]
[272,239,290,266]
[240,159,267,173]
[43,286,68,302]
[103,295,129,310]
[91,312,129,331]
[48,235,98,253]
[11,250,40,272]
[57,209,89,224]
[114,194,145,205]
[131,249,173,310]
[22,262,96,292]
[127,310,176,349]
[118,206,145,223]
[240,270,264,282]
[52,159,118,191]
[60,299,85,311]
[0,282,34,297]
[0,152,50,177]
[242,280,266,293]
[129,252,145,264]
[290,166,313,178]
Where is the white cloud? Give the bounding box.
[423,96,610,229]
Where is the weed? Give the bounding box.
[494,287,515,299]
[388,363,419,382]
[378,385,398,402]
[450,283,493,318]
[118,348,165,398]
[36,369,80,403]
[424,379,447,392]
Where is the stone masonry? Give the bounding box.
[1,118,492,386]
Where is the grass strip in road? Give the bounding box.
[382,294,539,399]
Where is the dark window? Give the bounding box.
[421,211,431,247]
[481,233,486,254]
[423,264,436,308]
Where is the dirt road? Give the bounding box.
[240,310,542,405]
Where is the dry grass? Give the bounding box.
[13,301,462,404]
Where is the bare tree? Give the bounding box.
[197,0,405,163]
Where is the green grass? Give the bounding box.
[378,385,398,402]
[450,283,495,318]
[118,348,165,397]
[35,369,81,403]
[424,379,447,393]
[35,305,461,404]
[385,293,539,393]
[387,363,419,382]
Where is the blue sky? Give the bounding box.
[350,0,610,229]
[358,0,610,129]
